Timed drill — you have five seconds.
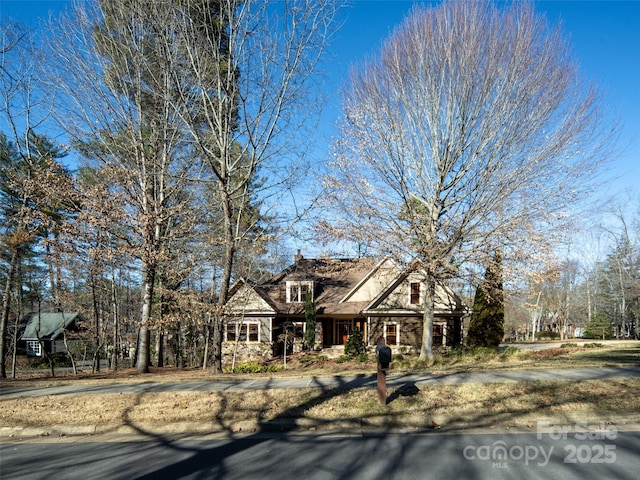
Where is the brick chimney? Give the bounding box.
[294,249,303,263]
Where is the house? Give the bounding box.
[20,312,85,357]
[224,254,467,363]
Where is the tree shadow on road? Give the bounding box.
[128,374,380,479]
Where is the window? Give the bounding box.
[410,282,421,305]
[292,322,305,338]
[226,322,260,342]
[26,340,42,356]
[385,323,399,346]
[433,323,444,346]
[286,281,314,303]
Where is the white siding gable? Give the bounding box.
[368,273,461,314]
[341,258,399,303]
[227,284,275,314]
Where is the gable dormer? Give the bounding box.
[285,280,314,303]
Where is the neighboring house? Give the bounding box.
[225,254,467,363]
[20,312,85,357]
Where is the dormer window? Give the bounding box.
[286,280,314,303]
[409,282,421,305]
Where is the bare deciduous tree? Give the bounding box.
[164,0,343,372]
[599,199,640,338]
[46,0,342,373]
[322,0,615,359]
[46,1,202,373]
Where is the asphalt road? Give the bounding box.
[2,429,639,480]
[2,342,638,479]
[3,366,640,400]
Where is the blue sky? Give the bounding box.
[2,0,639,207]
[321,1,640,200]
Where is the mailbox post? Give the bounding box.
[375,337,390,406]
[376,361,387,405]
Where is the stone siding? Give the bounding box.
[222,341,273,365]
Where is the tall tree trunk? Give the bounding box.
[10,279,24,379]
[201,318,208,370]
[176,320,183,368]
[0,249,18,379]
[11,312,20,379]
[137,325,150,373]
[155,330,164,368]
[136,266,155,373]
[111,267,119,371]
[211,318,223,374]
[210,192,235,374]
[62,328,78,375]
[618,264,626,339]
[91,277,101,372]
[419,275,435,361]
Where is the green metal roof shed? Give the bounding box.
[21,312,82,341]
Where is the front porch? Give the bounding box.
[318,316,367,348]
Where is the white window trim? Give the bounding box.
[26,340,42,356]
[292,321,306,336]
[433,322,446,346]
[384,322,399,346]
[226,321,261,343]
[409,281,422,305]
[286,280,314,303]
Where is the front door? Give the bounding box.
[335,319,352,345]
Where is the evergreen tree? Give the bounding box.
[0,131,73,377]
[344,328,366,357]
[583,312,613,340]
[304,290,316,351]
[467,252,505,349]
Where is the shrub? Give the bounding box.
[448,347,468,359]
[299,354,329,364]
[583,342,603,349]
[344,329,366,357]
[501,346,520,357]
[228,361,282,373]
[537,331,560,340]
[336,355,350,364]
[470,346,499,360]
[560,343,578,348]
[354,353,369,363]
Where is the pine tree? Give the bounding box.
[583,312,613,340]
[467,252,505,349]
[0,132,74,377]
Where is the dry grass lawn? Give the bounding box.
[2,379,639,428]
[2,341,639,429]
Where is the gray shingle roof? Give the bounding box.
[21,312,81,341]
[257,257,378,315]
